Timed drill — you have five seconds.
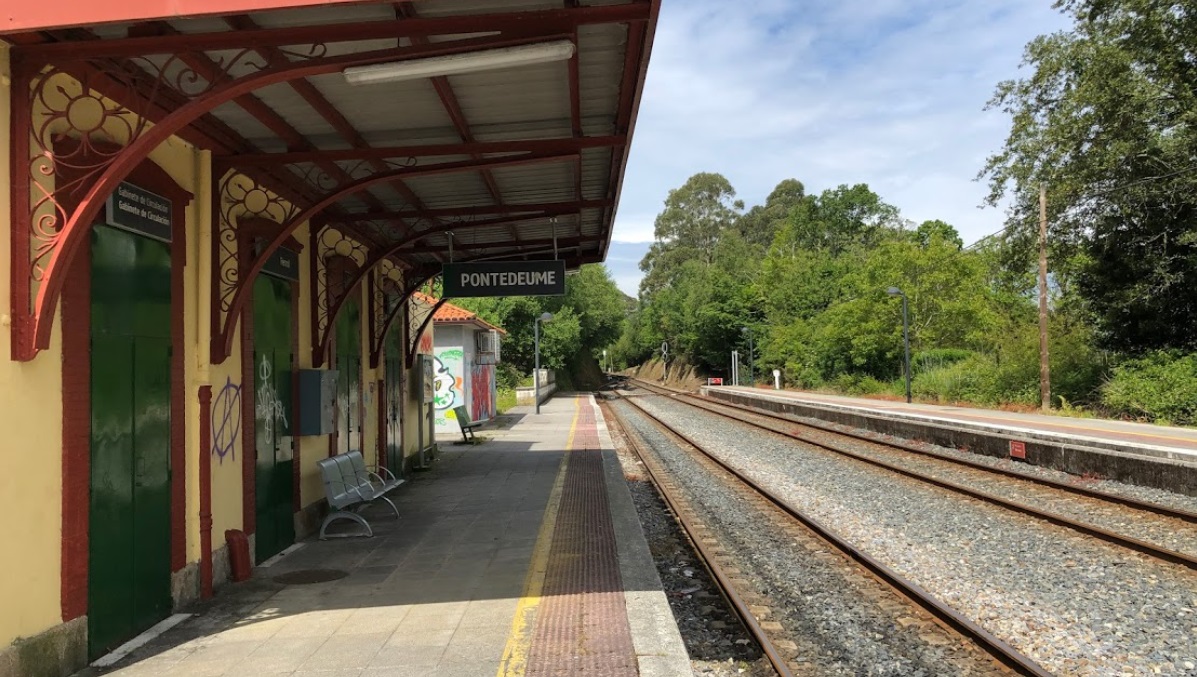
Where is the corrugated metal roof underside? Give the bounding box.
[75,0,649,269]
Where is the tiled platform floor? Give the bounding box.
[78,394,688,677]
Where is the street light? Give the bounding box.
[741,326,754,388]
[602,348,608,375]
[886,287,912,404]
[534,312,553,414]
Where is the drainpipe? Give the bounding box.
[195,149,214,598]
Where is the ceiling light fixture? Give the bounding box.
[344,40,576,85]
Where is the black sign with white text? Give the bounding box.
[443,260,567,298]
[105,181,173,242]
[262,247,300,281]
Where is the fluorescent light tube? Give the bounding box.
[344,40,576,85]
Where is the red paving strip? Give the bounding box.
[525,401,638,676]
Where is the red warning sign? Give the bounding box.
[1009,440,1026,460]
[707,378,723,386]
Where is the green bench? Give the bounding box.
[453,405,481,443]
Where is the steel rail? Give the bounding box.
[597,398,794,677]
[629,378,1197,572]
[683,384,1197,524]
[612,391,1051,677]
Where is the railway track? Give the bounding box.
[627,377,1197,571]
[601,390,1051,676]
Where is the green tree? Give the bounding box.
[738,178,805,248]
[639,172,743,296]
[981,0,1197,352]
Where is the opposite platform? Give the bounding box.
[705,386,1197,495]
[77,394,689,677]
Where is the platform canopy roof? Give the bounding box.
[3,0,659,361]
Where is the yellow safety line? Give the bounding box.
[495,397,582,677]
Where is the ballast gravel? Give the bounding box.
[699,399,1197,560]
[632,393,1197,677]
[612,399,1009,676]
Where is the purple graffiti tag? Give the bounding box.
[212,376,241,463]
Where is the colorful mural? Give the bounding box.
[470,363,495,421]
[433,348,464,429]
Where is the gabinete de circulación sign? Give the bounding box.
[442,261,566,298]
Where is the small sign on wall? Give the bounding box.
[105,181,172,242]
[707,378,723,386]
[1009,440,1027,460]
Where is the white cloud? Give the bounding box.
[612,0,1071,288]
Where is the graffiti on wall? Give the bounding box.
[433,348,464,429]
[212,376,241,463]
[255,355,288,441]
[470,363,495,421]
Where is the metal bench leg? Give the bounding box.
[319,510,373,539]
[378,495,401,520]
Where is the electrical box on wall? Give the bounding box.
[297,369,338,436]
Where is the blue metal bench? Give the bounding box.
[316,451,404,539]
[453,404,481,443]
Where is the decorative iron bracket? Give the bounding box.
[7,33,558,361]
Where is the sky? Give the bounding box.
[604,0,1073,296]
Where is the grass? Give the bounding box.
[497,387,517,414]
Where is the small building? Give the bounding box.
[414,293,506,437]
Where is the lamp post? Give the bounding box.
[886,287,912,404]
[602,348,608,374]
[741,326,754,387]
[534,312,553,414]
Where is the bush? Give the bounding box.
[912,348,974,375]
[1101,352,1197,425]
[827,372,887,395]
[495,362,523,390]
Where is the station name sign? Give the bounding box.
[443,261,566,298]
[105,181,172,243]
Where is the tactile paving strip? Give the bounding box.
[524,402,637,676]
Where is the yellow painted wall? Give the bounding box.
[295,222,328,510]
[360,282,382,469]
[0,44,67,651]
[0,54,417,652]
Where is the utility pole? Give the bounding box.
[1038,184,1051,411]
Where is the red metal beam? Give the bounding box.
[17,33,569,358]
[217,150,576,358]
[395,2,513,236]
[601,0,660,259]
[16,4,652,58]
[332,199,609,222]
[2,0,397,34]
[398,234,601,255]
[311,212,561,362]
[208,16,396,213]
[228,135,625,166]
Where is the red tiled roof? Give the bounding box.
[413,292,507,334]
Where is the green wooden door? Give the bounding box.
[88,225,173,659]
[335,295,362,455]
[253,274,295,563]
[384,331,403,473]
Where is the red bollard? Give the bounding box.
[225,529,252,582]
